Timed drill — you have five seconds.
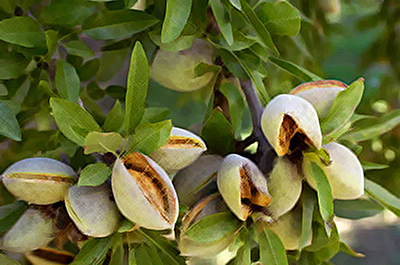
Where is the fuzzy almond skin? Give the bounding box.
[217,154,270,221]
[290,80,346,118]
[2,158,76,205]
[267,158,303,218]
[261,94,322,156]
[303,142,364,200]
[149,127,207,176]
[1,208,55,253]
[65,184,122,237]
[112,156,179,230]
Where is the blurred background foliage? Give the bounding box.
[0,0,400,264]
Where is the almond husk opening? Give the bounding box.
[123,153,176,224]
[4,173,76,183]
[166,136,205,149]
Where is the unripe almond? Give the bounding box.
[261,94,322,156]
[266,158,303,217]
[303,142,364,200]
[217,154,270,221]
[1,158,77,205]
[149,127,207,176]
[290,80,347,118]
[111,152,179,230]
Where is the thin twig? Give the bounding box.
[239,79,276,174]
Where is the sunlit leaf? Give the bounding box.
[103,100,124,132]
[268,56,321,82]
[50,98,100,146]
[70,236,113,265]
[258,227,288,265]
[77,163,111,187]
[162,0,192,43]
[124,42,149,135]
[84,132,123,154]
[320,78,364,136]
[361,160,389,171]
[55,61,80,103]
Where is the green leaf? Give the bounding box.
[96,49,128,82]
[320,78,364,136]
[86,82,106,100]
[340,109,400,142]
[129,247,137,265]
[124,42,149,135]
[256,1,301,36]
[0,51,29,80]
[258,228,288,265]
[200,107,236,155]
[44,30,59,62]
[268,56,321,82]
[183,212,241,243]
[149,30,196,52]
[77,163,111,187]
[125,0,139,8]
[103,100,124,132]
[71,236,113,265]
[82,10,159,40]
[313,224,340,261]
[162,0,192,43]
[84,131,123,154]
[141,107,170,124]
[50,98,100,146]
[55,61,80,103]
[210,0,233,45]
[0,100,21,141]
[219,82,245,138]
[64,40,95,58]
[0,17,46,50]
[308,161,334,225]
[229,0,241,10]
[109,234,124,265]
[128,120,172,155]
[334,199,383,220]
[365,178,400,217]
[339,242,365,258]
[0,201,28,233]
[0,83,7,96]
[361,160,389,171]
[299,186,315,249]
[77,58,100,82]
[40,1,95,26]
[240,0,279,55]
[0,254,20,265]
[235,241,251,265]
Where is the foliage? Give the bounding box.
[0,0,399,264]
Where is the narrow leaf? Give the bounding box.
[334,199,383,220]
[268,56,321,81]
[70,237,113,265]
[183,212,241,243]
[124,42,149,135]
[103,100,124,132]
[64,40,95,58]
[109,234,124,265]
[141,107,170,124]
[308,161,334,224]
[84,132,123,154]
[0,100,21,141]
[162,0,192,43]
[240,0,279,55]
[210,0,234,45]
[77,163,111,187]
[258,228,288,265]
[82,10,159,40]
[339,241,365,258]
[320,78,364,136]
[361,160,389,171]
[235,241,251,265]
[0,17,46,49]
[50,98,100,146]
[340,109,400,142]
[0,201,28,233]
[365,179,400,217]
[299,186,315,249]
[55,61,80,103]
[128,120,172,155]
[219,82,245,137]
[229,0,241,10]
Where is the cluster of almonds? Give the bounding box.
[0,80,365,263]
